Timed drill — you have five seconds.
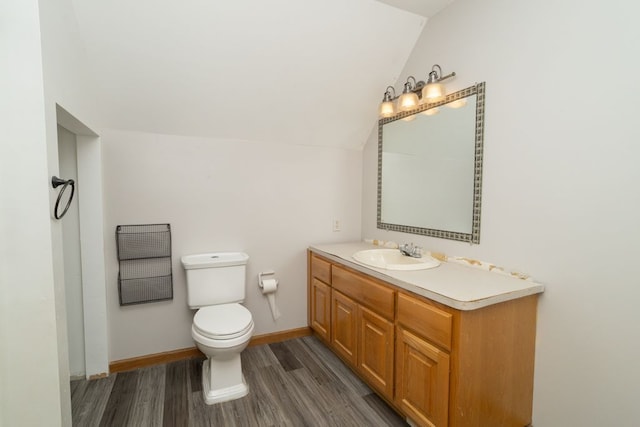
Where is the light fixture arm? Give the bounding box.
[382,86,396,102]
[402,76,418,93]
[427,64,456,84]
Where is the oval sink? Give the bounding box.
[352,249,440,271]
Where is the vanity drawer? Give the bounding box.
[311,255,332,285]
[397,293,452,351]
[332,266,394,320]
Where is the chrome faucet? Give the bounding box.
[399,243,422,258]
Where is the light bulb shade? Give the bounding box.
[398,92,419,112]
[422,83,445,103]
[401,114,416,122]
[378,100,395,118]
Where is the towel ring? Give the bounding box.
[52,176,75,220]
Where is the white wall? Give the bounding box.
[102,129,362,361]
[0,1,62,425]
[362,0,640,425]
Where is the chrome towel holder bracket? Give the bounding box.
[51,176,75,220]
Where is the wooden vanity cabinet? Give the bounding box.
[307,250,538,427]
[395,290,538,427]
[308,254,331,343]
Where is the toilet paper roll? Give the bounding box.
[260,278,281,320]
[261,278,278,294]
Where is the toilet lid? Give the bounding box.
[193,304,253,340]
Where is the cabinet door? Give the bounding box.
[331,290,358,366]
[310,278,331,342]
[396,327,450,427]
[358,305,394,400]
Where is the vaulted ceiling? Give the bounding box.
[71,0,453,149]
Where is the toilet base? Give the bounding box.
[201,357,249,405]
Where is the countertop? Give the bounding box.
[309,242,544,311]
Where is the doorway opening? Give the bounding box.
[56,105,108,379]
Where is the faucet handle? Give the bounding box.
[399,243,422,258]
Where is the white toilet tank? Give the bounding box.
[181,252,249,309]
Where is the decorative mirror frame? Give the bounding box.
[377,82,486,243]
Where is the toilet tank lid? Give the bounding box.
[181,252,249,269]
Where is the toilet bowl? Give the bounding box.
[191,303,254,404]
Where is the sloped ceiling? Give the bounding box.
[71,0,453,149]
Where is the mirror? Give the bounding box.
[377,82,485,243]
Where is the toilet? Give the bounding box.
[181,252,254,405]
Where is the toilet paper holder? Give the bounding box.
[258,270,281,320]
[258,270,276,286]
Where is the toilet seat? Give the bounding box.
[193,303,253,340]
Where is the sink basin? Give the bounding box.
[352,249,440,271]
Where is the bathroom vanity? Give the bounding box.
[307,242,544,427]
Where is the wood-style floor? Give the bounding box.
[71,336,408,426]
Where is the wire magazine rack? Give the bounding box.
[116,224,173,305]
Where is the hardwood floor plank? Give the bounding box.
[225,388,261,426]
[254,364,307,426]
[71,375,116,427]
[247,352,303,426]
[219,399,249,427]
[287,348,407,426]
[189,388,225,427]
[286,366,344,422]
[128,364,166,426]
[242,341,280,373]
[300,336,372,396]
[241,367,285,427]
[99,371,138,427]
[363,392,409,427]
[70,378,80,395]
[188,356,205,393]
[329,403,380,427]
[163,360,189,427]
[284,338,345,388]
[269,341,303,372]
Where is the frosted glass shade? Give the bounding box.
[378,100,395,118]
[422,107,440,116]
[398,92,419,112]
[422,83,445,103]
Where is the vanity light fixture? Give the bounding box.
[422,64,455,104]
[397,76,420,112]
[378,64,456,118]
[378,86,396,118]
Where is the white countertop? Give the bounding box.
[309,242,544,311]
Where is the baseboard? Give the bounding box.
[110,347,203,374]
[108,326,312,374]
[248,326,312,348]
